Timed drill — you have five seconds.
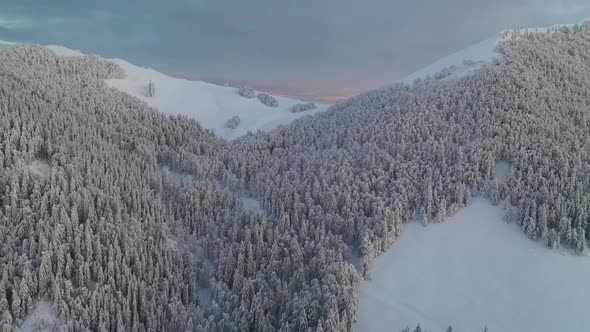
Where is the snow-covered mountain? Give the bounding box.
[401,34,502,83]
[401,18,590,84]
[357,20,590,332]
[45,45,328,140]
[2,16,590,332]
[43,18,586,143]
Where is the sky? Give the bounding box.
[1,1,590,103]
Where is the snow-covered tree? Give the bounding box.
[147,80,155,97]
[257,92,279,107]
[290,102,317,113]
[226,115,241,129]
[237,86,255,98]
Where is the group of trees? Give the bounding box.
[0,46,226,331]
[237,86,279,107]
[238,86,256,98]
[147,81,155,98]
[0,22,589,331]
[0,45,356,332]
[256,93,279,107]
[290,103,317,113]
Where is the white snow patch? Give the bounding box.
[169,170,197,187]
[27,160,50,178]
[346,252,362,272]
[103,58,328,140]
[198,258,215,308]
[240,195,261,211]
[161,166,198,188]
[198,287,212,307]
[402,34,501,84]
[401,20,585,84]
[20,300,60,332]
[494,160,511,183]
[359,198,590,332]
[45,45,84,57]
[43,45,328,140]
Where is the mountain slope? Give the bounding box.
[401,18,590,84]
[2,20,590,332]
[225,22,590,331]
[360,197,590,332]
[45,45,328,140]
[401,34,501,83]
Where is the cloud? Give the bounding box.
[0,39,17,46]
[0,17,31,30]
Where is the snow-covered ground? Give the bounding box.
[494,160,511,184]
[358,198,590,332]
[20,301,60,332]
[45,45,84,57]
[240,195,261,211]
[105,59,329,140]
[402,18,590,84]
[401,34,501,83]
[45,45,328,140]
[27,160,50,178]
[166,169,197,187]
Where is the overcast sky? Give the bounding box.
[1,1,590,102]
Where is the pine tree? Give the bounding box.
[147,81,155,97]
[38,251,53,296]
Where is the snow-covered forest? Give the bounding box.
[1,22,590,331]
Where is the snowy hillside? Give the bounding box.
[354,20,590,332]
[401,18,590,84]
[0,17,584,332]
[401,34,501,83]
[359,198,590,332]
[45,45,328,140]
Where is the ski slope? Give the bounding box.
[45,46,328,140]
[358,198,590,332]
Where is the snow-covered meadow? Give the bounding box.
[45,45,327,140]
[104,59,329,139]
[358,198,590,332]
